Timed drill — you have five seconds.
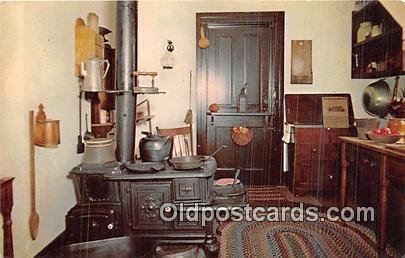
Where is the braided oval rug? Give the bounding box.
[219,218,400,257]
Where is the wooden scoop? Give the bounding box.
[198,25,209,49]
[29,111,39,240]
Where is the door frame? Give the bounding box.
[196,12,284,185]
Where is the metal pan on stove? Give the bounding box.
[168,145,227,170]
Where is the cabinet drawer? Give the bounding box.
[295,128,329,144]
[295,128,349,144]
[174,178,201,201]
[294,143,328,161]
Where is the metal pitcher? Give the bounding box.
[80,57,110,92]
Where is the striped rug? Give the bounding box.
[219,217,400,257]
[246,186,292,207]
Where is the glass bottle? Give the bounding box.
[236,87,247,113]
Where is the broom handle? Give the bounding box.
[29,111,36,211]
[189,70,192,109]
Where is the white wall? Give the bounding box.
[1,1,404,257]
[137,0,401,134]
[0,2,115,257]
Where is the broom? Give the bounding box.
[184,70,193,124]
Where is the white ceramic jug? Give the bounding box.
[81,57,110,92]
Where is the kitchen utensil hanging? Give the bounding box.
[362,79,392,118]
[77,90,85,153]
[184,70,193,124]
[29,106,61,240]
[29,111,40,240]
[84,114,93,140]
[198,25,209,49]
[231,126,252,146]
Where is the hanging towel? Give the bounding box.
[282,123,295,143]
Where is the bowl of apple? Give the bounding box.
[366,128,403,144]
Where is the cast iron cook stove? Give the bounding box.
[66,158,220,255]
[62,1,223,256]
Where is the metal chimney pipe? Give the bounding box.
[116,1,137,163]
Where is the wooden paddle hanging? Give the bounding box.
[29,110,39,240]
[28,105,61,240]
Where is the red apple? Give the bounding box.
[390,129,400,135]
[380,128,391,135]
[372,128,381,134]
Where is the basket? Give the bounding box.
[231,126,252,146]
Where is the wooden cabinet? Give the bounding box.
[346,144,380,231]
[287,127,350,199]
[285,94,355,204]
[351,1,404,78]
[340,137,405,254]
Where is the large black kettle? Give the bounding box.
[139,131,173,162]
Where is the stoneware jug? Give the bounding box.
[81,57,110,92]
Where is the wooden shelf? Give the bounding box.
[352,28,401,48]
[351,1,404,79]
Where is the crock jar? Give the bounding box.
[84,137,115,164]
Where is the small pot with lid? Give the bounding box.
[139,131,173,162]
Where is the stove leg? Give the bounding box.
[204,238,219,257]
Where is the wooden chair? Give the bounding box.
[156,125,193,157]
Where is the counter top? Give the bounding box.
[339,136,405,159]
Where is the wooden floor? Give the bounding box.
[279,186,337,208]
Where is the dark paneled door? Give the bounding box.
[196,13,284,186]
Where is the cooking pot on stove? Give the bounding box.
[139,131,173,162]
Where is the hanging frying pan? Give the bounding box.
[362,79,392,118]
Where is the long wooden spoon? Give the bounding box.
[29,111,39,240]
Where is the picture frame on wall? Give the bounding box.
[291,40,313,84]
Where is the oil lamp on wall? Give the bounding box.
[161,40,175,69]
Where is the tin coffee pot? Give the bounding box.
[80,57,110,92]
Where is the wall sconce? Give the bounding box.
[161,40,175,69]
[33,104,60,147]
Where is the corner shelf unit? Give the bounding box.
[351,1,404,79]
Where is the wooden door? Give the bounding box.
[196,12,284,186]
